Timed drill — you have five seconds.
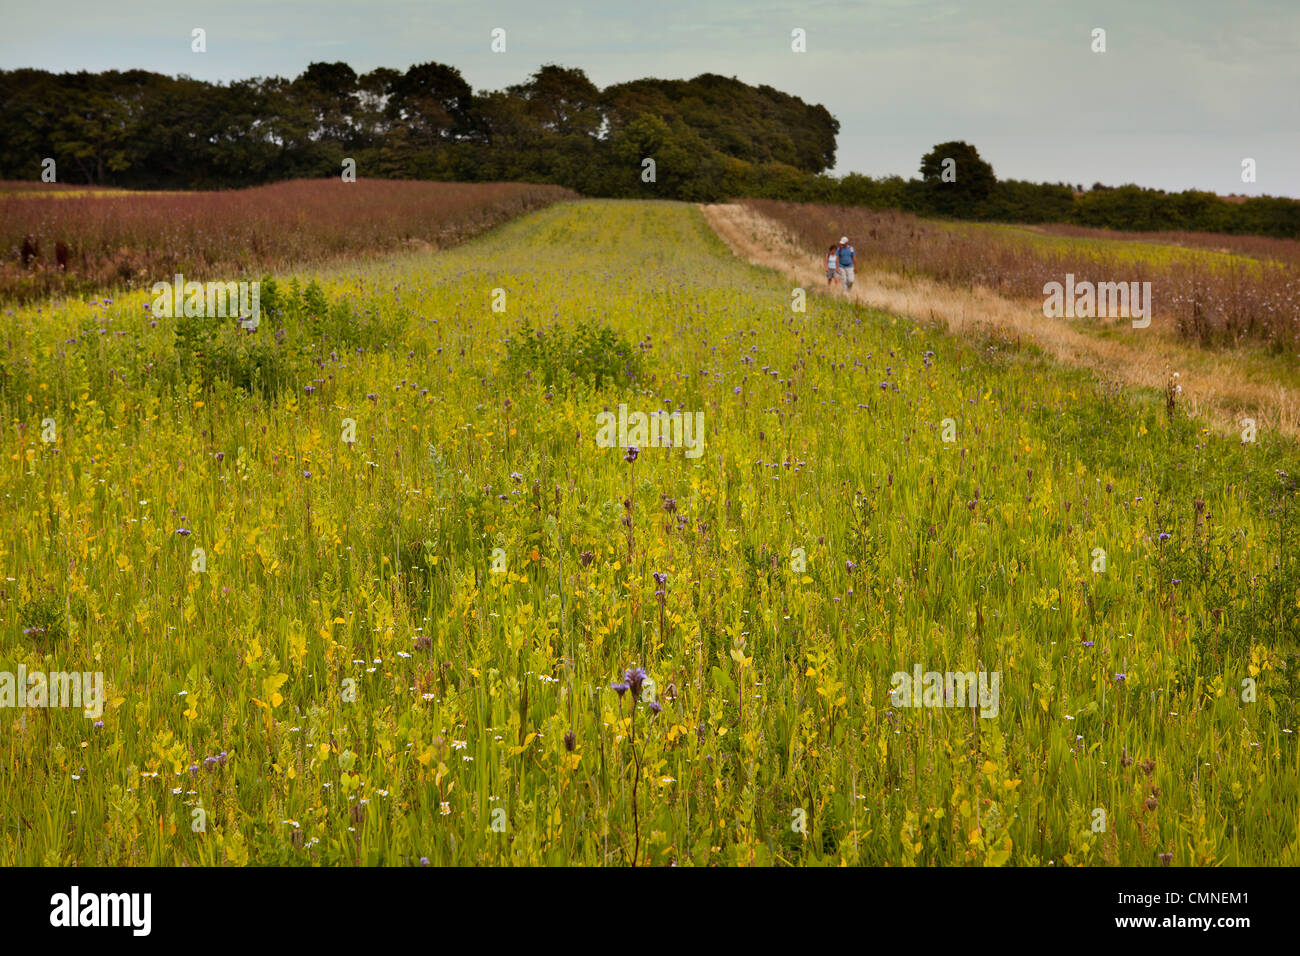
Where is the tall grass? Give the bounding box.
[0,179,576,303]
[1,200,1297,866]
[747,199,1300,350]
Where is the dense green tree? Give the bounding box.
[919,141,996,217]
[508,66,602,137]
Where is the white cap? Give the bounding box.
[840,236,849,244]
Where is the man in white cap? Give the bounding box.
[836,236,856,292]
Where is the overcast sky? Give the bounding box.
[4,0,1297,197]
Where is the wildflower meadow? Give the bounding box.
[3,199,1298,867]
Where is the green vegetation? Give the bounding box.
[2,201,1298,866]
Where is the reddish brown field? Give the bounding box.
[745,199,1300,349]
[1,179,576,302]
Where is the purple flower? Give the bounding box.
[420,857,430,866]
[1158,532,1171,543]
[1082,640,1095,648]
[611,682,629,697]
[625,446,639,463]
[93,720,104,729]
[652,571,667,587]
[1114,673,1127,683]
[648,701,662,715]
[624,666,648,700]
[733,386,742,395]
[580,550,594,567]
[175,528,192,536]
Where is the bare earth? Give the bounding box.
[700,202,1300,439]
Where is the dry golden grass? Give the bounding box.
[701,202,1300,439]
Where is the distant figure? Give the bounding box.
[825,244,840,286]
[836,236,856,292]
[55,241,69,271]
[20,235,38,267]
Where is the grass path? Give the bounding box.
[701,202,1300,439]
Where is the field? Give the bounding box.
[0,179,575,304]
[3,199,1300,866]
[746,199,1300,350]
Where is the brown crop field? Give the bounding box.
[0,179,576,303]
[745,199,1300,350]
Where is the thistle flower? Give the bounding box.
[563,730,577,752]
[625,446,639,463]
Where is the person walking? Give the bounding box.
[836,236,856,292]
[825,244,840,286]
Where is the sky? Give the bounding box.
[3,0,1297,197]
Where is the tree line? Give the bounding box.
[2,64,1297,238]
[0,63,836,199]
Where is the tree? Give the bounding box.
[389,63,474,148]
[293,62,360,147]
[508,65,602,137]
[918,141,996,217]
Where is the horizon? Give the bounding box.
[2,0,1298,199]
